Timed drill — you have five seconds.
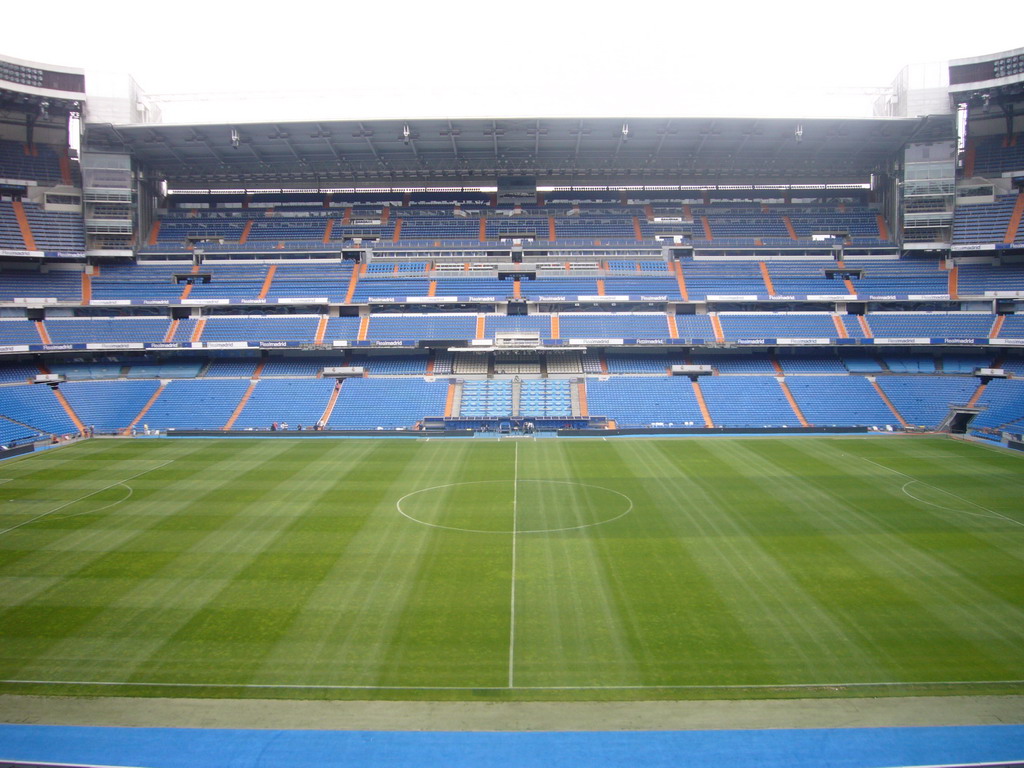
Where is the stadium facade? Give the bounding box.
[1,47,1024,451]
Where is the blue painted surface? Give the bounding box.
[0,724,1022,768]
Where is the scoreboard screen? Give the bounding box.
[0,58,85,95]
[497,176,536,204]
[950,52,1024,86]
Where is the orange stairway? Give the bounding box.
[691,379,713,428]
[343,264,361,304]
[357,316,370,341]
[314,315,328,344]
[759,262,776,296]
[673,261,689,301]
[319,380,343,426]
[550,315,560,340]
[577,380,589,418]
[124,384,166,434]
[857,316,873,339]
[11,201,36,250]
[870,379,909,428]
[963,139,976,177]
[666,315,679,339]
[52,387,87,434]
[59,153,73,185]
[709,314,724,343]
[179,264,200,301]
[223,380,258,430]
[35,320,50,344]
[831,314,849,339]
[948,264,959,300]
[777,379,809,427]
[990,315,1005,339]
[967,383,988,408]
[190,317,206,343]
[444,382,456,418]
[258,264,277,299]
[1004,194,1024,244]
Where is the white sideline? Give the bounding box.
[2,678,1022,692]
[508,441,518,688]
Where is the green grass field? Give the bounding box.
[0,435,1022,701]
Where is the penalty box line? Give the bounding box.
[855,455,1024,529]
[0,460,175,537]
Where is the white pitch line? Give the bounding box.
[396,480,633,535]
[51,483,135,522]
[857,455,1024,529]
[1,678,1021,692]
[508,441,519,688]
[0,461,173,537]
[900,481,1005,521]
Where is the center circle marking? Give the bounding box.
[397,479,633,534]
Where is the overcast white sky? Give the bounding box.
[4,0,1023,124]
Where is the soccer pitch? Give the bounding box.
[0,435,1022,702]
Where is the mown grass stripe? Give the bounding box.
[0,436,1021,701]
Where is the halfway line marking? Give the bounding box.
[509,441,518,688]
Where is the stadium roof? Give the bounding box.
[86,115,944,191]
